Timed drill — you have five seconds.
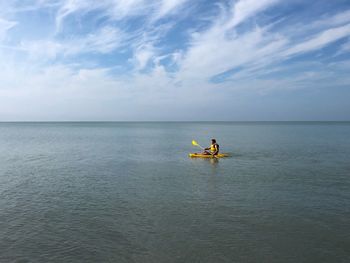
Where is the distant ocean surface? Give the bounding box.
[0,122,349,263]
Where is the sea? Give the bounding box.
[0,122,349,263]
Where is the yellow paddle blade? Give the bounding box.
[192,140,199,146]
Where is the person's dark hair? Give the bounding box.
[211,139,216,143]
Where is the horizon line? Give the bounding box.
[0,120,349,123]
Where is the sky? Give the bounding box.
[0,0,350,121]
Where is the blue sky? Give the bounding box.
[0,0,350,121]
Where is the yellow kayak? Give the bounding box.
[189,153,230,158]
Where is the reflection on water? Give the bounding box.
[208,157,219,167]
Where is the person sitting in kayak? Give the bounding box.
[203,139,219,155]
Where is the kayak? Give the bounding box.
[189,153,230,158]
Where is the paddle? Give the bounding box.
[192,140,218,158]
[192,140,205,150]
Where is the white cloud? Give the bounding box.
[55,0,97,32]
[154,0,189,20]
[340,39,350,53]
[172,3,350,86]
[284,23,350,56]
[175,0,286,83]
[280,9,350,41]
[0,18,16,41]
[20,26,126,59]
[312,10,350,28]
[54,0,188,32]
[107,0,150,20]
[0,60,196,120]
[73,26,126,54]
[133,44,155,70]
[226,0,280,29]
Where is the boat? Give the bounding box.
[189,153,229,158]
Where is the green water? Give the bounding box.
[0,122,349,262]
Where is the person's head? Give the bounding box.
[211,139,216,144]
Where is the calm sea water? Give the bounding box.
[0,122,349,263]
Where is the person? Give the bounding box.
[203,139,219,155]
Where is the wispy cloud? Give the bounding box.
[339,38,350,53]
[174,1,350,86]
[133,44,155,70]
[20,26,127,60]
[311,10,350,28]
[175,0,285,83]
[226,0,280,29]
[55,0,190,32]
[0,18,17,40]
[284,23,350,56]
[154,0,189,20]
